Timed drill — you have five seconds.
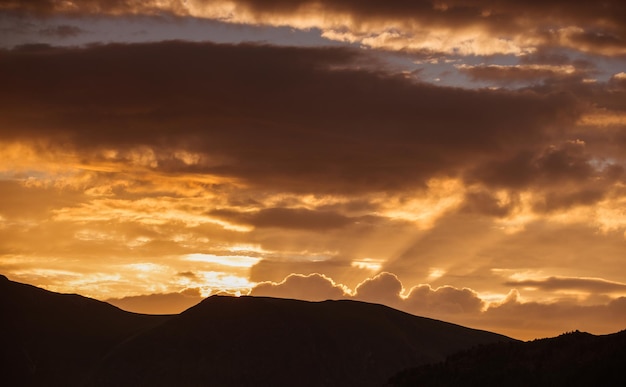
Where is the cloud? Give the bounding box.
[533,189,606,213]
[250,273,348,301]
[505,276,626,294]
[2,0,625,55]
[209,207,354,230]
[404,284,486,315]
[609,72,626,90]
[177,271,199,280]
[0,41,584,194]
[0,180,86,220]
[0,15,624,344]
[456,63,586,84]
[464,139,624,214]
[461,190,515,217]
[560,27,626,56]
[0,0,189,16]
[468,140,595,189]
[38,25,85,38]
[248,271,626,340]
[248,258,379,290]
[353,272,403,307]
[350,272,485,316]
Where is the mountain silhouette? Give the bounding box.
[1,275,513,386]
[388,329,626,386]
[87,295,513,386]
[0,275,171,386]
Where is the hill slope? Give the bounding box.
[1,275,515,386]
[0,275,171,386]
[389,330,626,386]
[88,295,513,387]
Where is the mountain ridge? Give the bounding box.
[0,274,171,386]
[88,295,514,386]
[388,329,626,386]
[1,275,512,386]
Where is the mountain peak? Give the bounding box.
[90,294,513,386]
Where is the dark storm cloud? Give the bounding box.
[462,129,624,213]
[0,41,583,193]
[565,29,626,53]
[461,190,515,217]
[532,189,606,213]
[465,139,619,196]
[505,276,626,294]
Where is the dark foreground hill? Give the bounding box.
[87,295,513,387]
[389,329,626,386]
[0,275,171,386]
[1,275,512,386]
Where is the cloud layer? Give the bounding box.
[1,2,625,342]
[3,41,619,196]
[3,0,626,55]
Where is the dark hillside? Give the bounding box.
[389,330,626,386]
[0,275,517,387]
[0,275,171,386]
[89,295,514,387]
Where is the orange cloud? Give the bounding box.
[353,272,403,307]
[504,276,626,295]
[3,0,625,55]
[250,273,348,301]
[1,38,625,344]
[247,272,626,340]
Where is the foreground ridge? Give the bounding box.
[388,329,626,386]
[88,295,513,386]
[1,276,513,386]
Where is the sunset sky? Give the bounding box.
[1,0,625,341]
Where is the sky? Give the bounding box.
[1,0,625,341]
